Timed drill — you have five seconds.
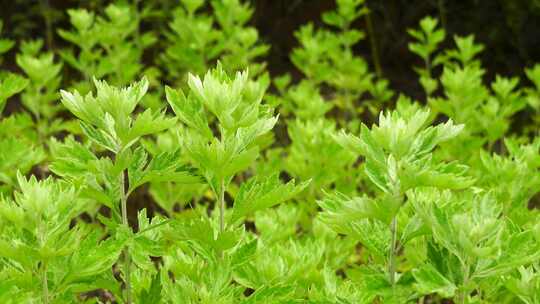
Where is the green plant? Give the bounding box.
[290,0,392,116]
[165,64,306,232]
[1,1,540,303]
[411,189,540,303]
[158,65,310,303]
[0,114,45,194]
[0,21,28,114]
[0,175,124,303]
[524,64,540,132]
[16,39,65,144]
[0,29,38,194]
[58,4,157,91]
[161,0,268,86]
[408,16,446,96]
[425,32,527,164]
[53,77,196,303]
[319,106,473,302]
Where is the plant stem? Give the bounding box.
[388,177,402,288]
[424,56,433,97]
[365,4,383,77]
[119,171,132,304]
[42,261,49,304]
[438,0,447,32]
[40,0,54,50]
[219,179,225,233]
[39,213,49,304]
[133,0,142,50]
[459,262,470,304]
[388,216,398,287]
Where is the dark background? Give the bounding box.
[253,0,540,100]
[2,0,540,100]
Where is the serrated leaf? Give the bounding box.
[165,86,212,139]
[128,149,201,194]
[231,240,257,268]
[0,73,28,112]
[139,274,162,304]
[64,230,125,283]
[231,174,309,223]
[413,263,457,297]
[80,120,119,152]
[241,285,295,304]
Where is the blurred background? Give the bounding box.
[2,0,540,100]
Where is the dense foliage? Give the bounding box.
[1,1,539,303]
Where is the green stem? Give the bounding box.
[119,171,132,304]
[425,56,432,78]
[365,4,383,77]
[388,216,398,287]
[438,0,447,32]
[42,261,49,304]
[39,217,49,304]
[40,0,53,50]
[219,179,225,233]
[388,174,402,289]
[133,0,142,50]
[424,56,433,97]
[459,262,470,304]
